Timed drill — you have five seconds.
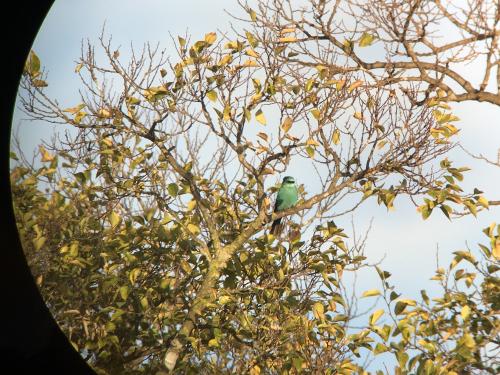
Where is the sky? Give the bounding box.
[11,0,500,370]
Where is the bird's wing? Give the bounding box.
[274,191,284,212]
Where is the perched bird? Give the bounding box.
[271,176,298,236]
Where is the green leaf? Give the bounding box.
[25,50,41,77]
[167,183,179,197]
[305,146,315,158]
[119,285,129,300]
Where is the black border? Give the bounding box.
[1,1,95,373]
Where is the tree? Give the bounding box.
[13,1,499,373]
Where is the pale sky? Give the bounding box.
[12,0,500,370]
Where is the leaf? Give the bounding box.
[245,31,258,48]
[477,196,489,209]
[167,183,179,197]
[245,48,260,58]
[241,59,259,67]
[278,37,297,43]
[255,109,266,125]
[247,8,257,22]
[359,32,375,47]
[353,112,363,120]
[362,289,381,298]
[348,80,364,92]
[312,302,325,320]
[206,90,218,102]
[257,132,269,142]
[332,129,341,145]
[306,138,319,146]
[64,103,86,114]
[75,63,83,73]
[218,54,232,66]
[119,286,129,301]
[461,305,471,320]
[33,236,46,251]
[39,145,55,162]
[74,111,87,124]
[178,36,186,49]
[310,108,321,120]
[109,211,121,228]
[204,32,217,45]
[187,223,200,235]
[25,50,41,77]
[187,200,197,211]
[370,309,384,325]
[32,79,48,88]
[305,146,315,158]
[281,116,293,132]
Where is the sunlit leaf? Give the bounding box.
[362,289,381,298]
[359,32,375,47]
[281,116,293,132]
[255,109,266,125]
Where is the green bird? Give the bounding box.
[271,176,299,236]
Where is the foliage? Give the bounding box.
[13,0,500,373]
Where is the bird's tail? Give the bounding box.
[270,218,282,236]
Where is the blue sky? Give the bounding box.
[11,0,500,370]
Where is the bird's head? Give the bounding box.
[282,176,295,184]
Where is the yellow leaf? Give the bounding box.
[477,196,489,209]
[348,80,364,92]
[493,239,500,260]
[370,309,384,325]
[280,27,296,35]
[249,365,261,375]
[336,79,346,90]
[255,109,266,125]
[278,37,297,43]
[187,223,200,235]
[376,140,387,150]
[245,48,260,58]
[241,59,259,68]
[206,90,217,102]
[64,103,86,114]
[359,32,375,47]
[312,302,325,320]
[306,138,319,146]
[204,32,217,45]
[39,145,55,162]
[281,116,293,132]
[74,111,87,124]
[461,305,471,320]
[332,129,340,145]
[310,108,321,120]
[187,200,197,211]
[219,296,231,305]
[361,289,381,298]
[223,104,231,121]
[109,211,121,228]
[218,54,232,66]
[353,112,363,120]
[98,108,111,118]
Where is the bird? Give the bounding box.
[270,176,298,236]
